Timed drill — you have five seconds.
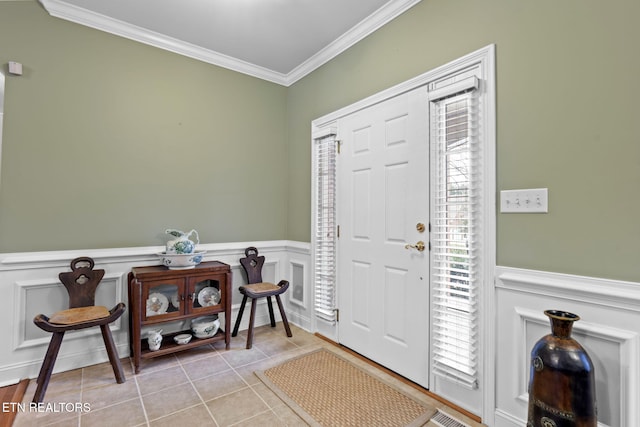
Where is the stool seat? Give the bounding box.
[232,247,292,349]
[49,306,110,325]
[242,282,284,297]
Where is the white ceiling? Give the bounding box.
[38,0,421,86]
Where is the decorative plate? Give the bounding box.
[171,293,180,310]
[197,287,221,307]
[146,292,169,316]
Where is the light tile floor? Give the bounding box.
[13,324,484,427]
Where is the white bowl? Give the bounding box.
[158,251,205,270]
[174,333,192,345]
[191,316,220,338]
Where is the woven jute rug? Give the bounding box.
[255,347,437,427]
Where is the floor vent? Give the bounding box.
[430,409,472,427]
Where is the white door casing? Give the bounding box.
[337,87,430,387]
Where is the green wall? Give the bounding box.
[0,1,288,251]
[286,0,640,282]
[1,1,638,283]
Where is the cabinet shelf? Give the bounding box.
[128,261,232,373]
[140,329,226,359]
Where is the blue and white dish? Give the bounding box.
[158,251,205,270]
[173,333,192,345]
[191,316,220,338]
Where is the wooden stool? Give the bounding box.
[32,257,126,403]
[231,247,292,349]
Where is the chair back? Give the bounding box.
[58,257,105,308]
[239,247,265,284]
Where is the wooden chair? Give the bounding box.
[32,257,126,403]
[231,247,292,349]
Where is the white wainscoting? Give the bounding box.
[494,266,640,427]
[0,240,311,387]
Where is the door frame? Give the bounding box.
[311,44,496,423]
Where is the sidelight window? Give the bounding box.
[430,77,481,389]
[312,133,338,323]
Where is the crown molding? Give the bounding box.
[285,0,421,85]
[38,0,289,85]
[38,0,422,87]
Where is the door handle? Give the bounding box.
[404,241,426,252]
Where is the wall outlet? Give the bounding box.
[500,188,548,213]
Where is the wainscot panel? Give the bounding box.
[0,240,311,386]
[495,266,640,427]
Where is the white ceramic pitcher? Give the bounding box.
[147,329,163,351]
[165,229,199,254]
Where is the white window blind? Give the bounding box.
[430,86,480,389]
[313,134,338,322]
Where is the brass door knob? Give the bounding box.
[404,241,426,252]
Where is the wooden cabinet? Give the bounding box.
[128,261,231,373]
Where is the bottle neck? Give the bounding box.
[545,310,579,338]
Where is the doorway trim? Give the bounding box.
[310,44,496,423]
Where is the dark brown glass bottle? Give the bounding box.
[527,310,597,427]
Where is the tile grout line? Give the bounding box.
[132,371,151,427]
[211,341,271,426]
[175,346,220,427]
[76,368,84,427]
[228,409,277,427]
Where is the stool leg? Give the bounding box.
[232,295,248,337]
[100,324,125,384]
[267,296,276,327]
[33,332,64,403]
[246,298,257,349]
[275,295,293,338]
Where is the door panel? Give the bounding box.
[383,266,409,343]
[385,163,409,242]
[351,261,371,329]
[352,169,372,239]
[337,87,430,387]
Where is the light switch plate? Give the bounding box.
[500,188,548,213]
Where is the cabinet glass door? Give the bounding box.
[145,282,181,319]
[190,277,222,313]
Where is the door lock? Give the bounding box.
[416,223,425,233]
[404,241,426,252]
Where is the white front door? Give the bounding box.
[337,87,430,387]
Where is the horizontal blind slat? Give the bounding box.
[430,88,480,389]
